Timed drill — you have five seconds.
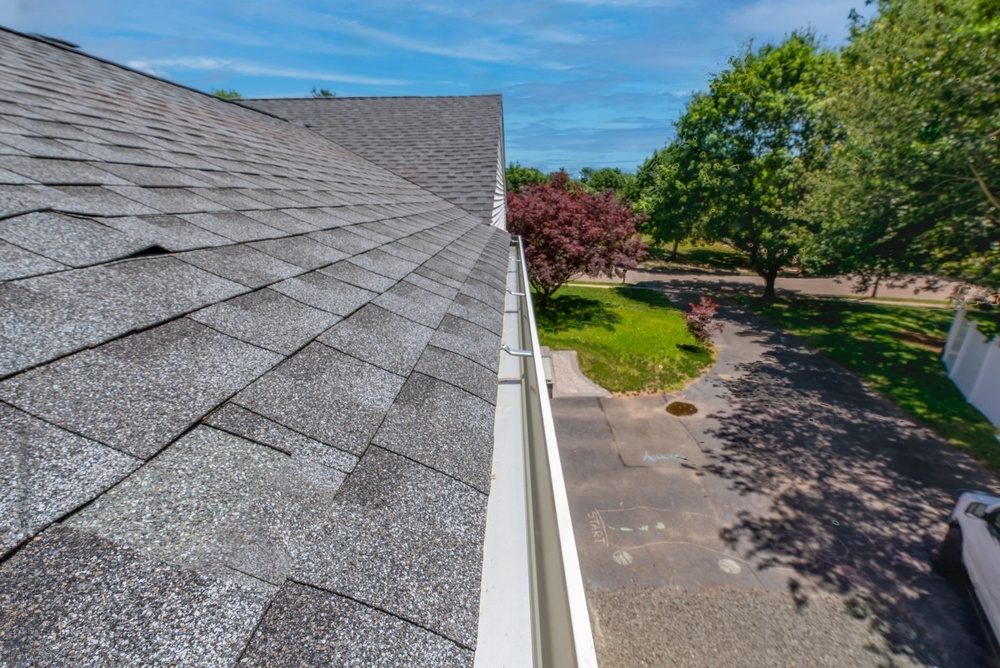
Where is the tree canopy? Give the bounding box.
[579,166,637,201]
[505,162,548,193]
[211,89,242,100]
[310,87,335,98]
[801,0,1000,290]
[507,172,646,303]
[668,33,837,297]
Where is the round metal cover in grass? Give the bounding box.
[666,401,697,416]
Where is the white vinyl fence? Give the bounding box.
[943,309,1000,428]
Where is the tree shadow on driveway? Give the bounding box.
[636,276,1000,667]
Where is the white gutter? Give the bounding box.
[476,237,598,667]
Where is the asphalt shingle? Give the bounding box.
[0,402,140,555]
[0,211,147,266]
[373,279,453,329]
[68,426,346,586]
[318,303,434,376]
[0,239,64,280]
[373,373,495,492]
[271,271,375,316]
[0,257,248,376]
[250,235,348,270]
[318,259,396,293]
[294,447,487,648]
[239,583,472,667]
[190,288,339,354]
[243,96,505,222]
[0,28,511,667]
[0,318,280,458]
[0,526,270,667]
[414,345,498,405]
[234,343,404,455]
[203,402,358,472]
[176,244,301,288]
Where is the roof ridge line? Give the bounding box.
[241,93,502,101]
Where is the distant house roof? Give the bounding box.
[0,27,509,665]
[243,95,507,226]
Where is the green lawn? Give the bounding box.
[535,285,713,393]
[742,296,1000,469]
[642,238,749,272]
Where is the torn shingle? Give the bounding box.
[0,402,140,555]
[203,402,358,472]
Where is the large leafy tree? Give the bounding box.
[670,33,837,298]
[633,145,697,260]
[507,172,646,304]
[801,0,1000,289]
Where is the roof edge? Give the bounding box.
[241,94,502,101]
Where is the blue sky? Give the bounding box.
[1,0,863,173]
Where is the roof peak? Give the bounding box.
[241,94,502,101]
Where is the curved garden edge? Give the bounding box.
[533,283,718,396]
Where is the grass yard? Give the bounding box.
[742,296,1000,469]
[642,238,749,272]
[534,285,713,393]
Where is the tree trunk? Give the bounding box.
[762,271,778,300]
[871,275,880,299]
[669,238,680,261]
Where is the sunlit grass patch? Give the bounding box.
[535,285,714,393]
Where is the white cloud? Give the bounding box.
[124,56,410,86]
[323,17,522,63]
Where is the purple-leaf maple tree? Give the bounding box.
[507,172,646,305]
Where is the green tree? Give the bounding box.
[211,89,242,100]
[633,146,696,260]
[505,162,547,193]
[672,33,837,298]
[801,0,1000,290]
[311,87,335,98]
[579,167,636,201]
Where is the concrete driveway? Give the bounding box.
[551,284,999,667]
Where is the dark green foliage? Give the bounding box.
[505,162,547,193]
[578,166,637,201]
[211,89,242,100]
[310,87,335,98]
[801,0,1000,289]
[666,34,838,298]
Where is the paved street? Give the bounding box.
[551,288,999,667]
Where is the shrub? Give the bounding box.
[685,296,722,343]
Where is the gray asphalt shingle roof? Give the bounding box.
[243,95,506,223]
[0,27,508,666]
